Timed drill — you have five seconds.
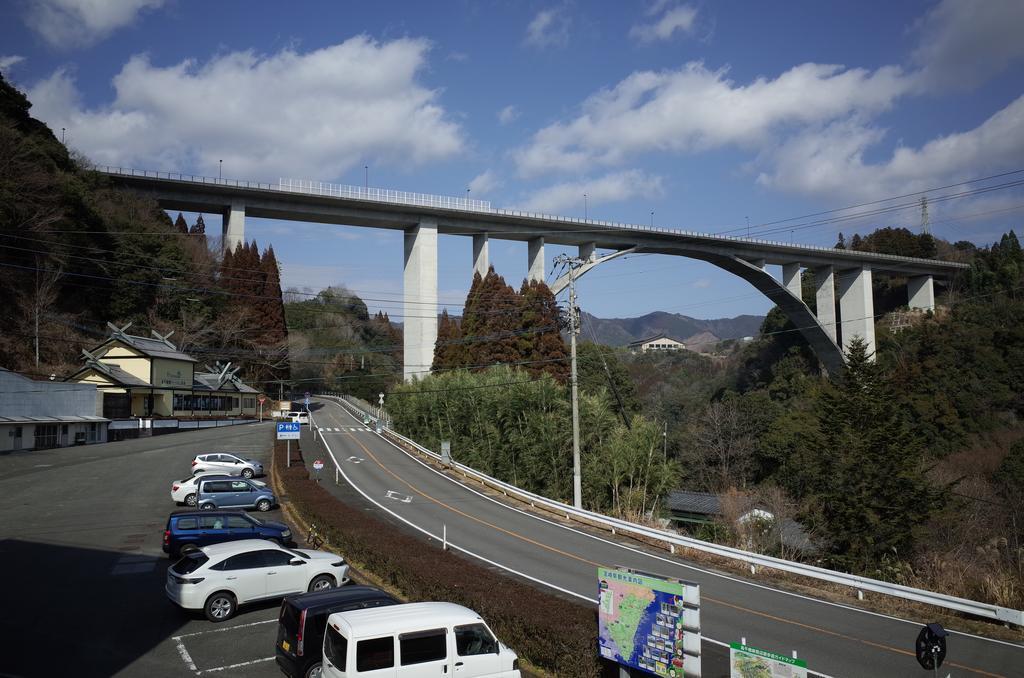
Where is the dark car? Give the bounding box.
[162,510,291,558]
[276,586,399,678]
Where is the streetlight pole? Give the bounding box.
[219,159,222,180]
[61,128,65,144]
[364,165,368,191]
[555,253,584,509]
[650,211,654,228]
[584,193,588,220]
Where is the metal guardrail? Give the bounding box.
[326,394,1024,626]
[93,166,968,269]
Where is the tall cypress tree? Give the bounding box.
[806,338,945,572]
[174,212,189,234]
[518,279,568,381]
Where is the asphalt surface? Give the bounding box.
[0,422,295,678]
[307,397,1024,678]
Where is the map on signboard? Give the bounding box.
[598,567,693,677]
[729,643,808,678]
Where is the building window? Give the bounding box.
[34,424,59,450]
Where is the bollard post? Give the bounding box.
[443,524,447,551]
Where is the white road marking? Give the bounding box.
[174,636,198,673]
[33,464,53,467]
[200,657,275,674]
[385,490,412,503]
[347,456,364,464]
[172,618,276,641]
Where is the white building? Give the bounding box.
[0,368,108,452]
[628,333,686,353]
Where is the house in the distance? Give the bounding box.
[0,368,108,452]
[628,333,686,353]
[68,323,260,420]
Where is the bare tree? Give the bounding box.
[691,400,755,491]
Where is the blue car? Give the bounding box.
[163,510,291,558]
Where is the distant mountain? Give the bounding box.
[580,311,763,347]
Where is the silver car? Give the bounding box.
[192,453,264,479]
[196,477,276,512]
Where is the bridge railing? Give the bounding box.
[93,166,967,270]
[325,393,1023,626]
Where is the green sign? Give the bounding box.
[729,643,807,678]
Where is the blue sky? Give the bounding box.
[2,0,1023,321]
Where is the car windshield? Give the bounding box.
[171,553,209,575]
[247,515,263,525]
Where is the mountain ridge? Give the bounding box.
[580,310,763,347]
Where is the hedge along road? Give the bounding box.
[0,422,292,678]
[309,397,1024,678]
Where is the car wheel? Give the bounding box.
[241,468,255,479]
[199,503,215,511]
[184,493,197,507]
[308,575,334,592]
[305,662,323,678]
[256,499,272,512]
[204,592,236,622]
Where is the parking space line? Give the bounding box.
[200,657,275,674]
[172,618,276,641]
[174,637,198,673]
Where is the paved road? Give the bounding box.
[309,397,1024,678]
[0,423,293,678]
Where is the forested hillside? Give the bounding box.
[387,225,1024,607]
[0,75,288,388]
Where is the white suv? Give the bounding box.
[192,453,264,479]
[171,473,266,506]
[165,539,350,622]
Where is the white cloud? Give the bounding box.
[468,170,501,196]
[27,36,465,180]
[759,94,1024,203]
[0,55,25,72]
[497,105,520,125]
[910,0,1024,91]
[518,169,663,212]
[692,278,712,289]
[630,4,698,43]
[525,7,570,49]
[514,61,911,176]
[24,0,164,49]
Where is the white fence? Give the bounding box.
[326,394,1024,627]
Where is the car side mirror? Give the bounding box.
[290,558,303,566]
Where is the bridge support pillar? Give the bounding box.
[782,263,802,298]
[222,200,245,252]
[579,242,596,263]
[908,275,934,311]
[472,233,489,279]
[528,237,545,282]
[815,266,837,343]
[838,266,876,358]
[404,219,438,382]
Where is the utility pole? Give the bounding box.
[555,253,584,508]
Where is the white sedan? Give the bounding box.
[191,453,264,479]
[170,473,266,506]
[165,539,349,622]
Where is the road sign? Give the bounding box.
[915,623,947,671]
[276,422,300,440]
[729,643,807,677]
[313,459,324,470]
[258,395,266,404]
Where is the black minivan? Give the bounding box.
[276,586,399,678]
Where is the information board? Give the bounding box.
[729,643,807,678]
[276,422,300,440]
[598,567,700,677]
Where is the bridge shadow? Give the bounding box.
[0,539,189,677]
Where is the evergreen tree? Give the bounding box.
[189,214,207,248]
[174,212,189,234]
[433,309,461,371]
[460,267,520,369]
[518,279,568,381]
[806,338,945,573]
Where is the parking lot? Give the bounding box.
[0,423,298,677]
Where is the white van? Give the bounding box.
[322,602,520,678]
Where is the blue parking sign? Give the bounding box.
[276,422,301,440]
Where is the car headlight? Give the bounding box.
[282,530,291,538]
